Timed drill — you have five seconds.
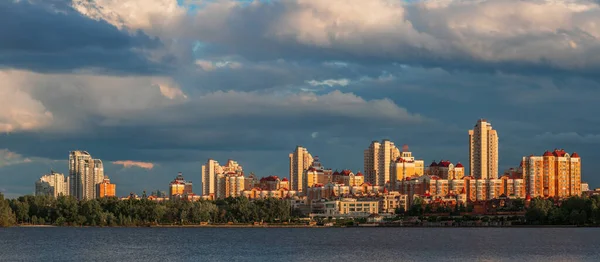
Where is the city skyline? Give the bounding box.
[2,0,600,198]
[18,118,588,198]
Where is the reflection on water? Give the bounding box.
[0,227,599,261]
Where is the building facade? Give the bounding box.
[97,176,116,198]
[394,175,525,205]
[169,172,193,197]
[69,151,104,200]
[522,149,581,198]
[469,119,499,180]
[426,160,465,180]
[202,159,244,198]
[304,157,333,191]
[289,146,313,193]
[201,159,221,197]
[217,174,246,199]
[364,140,400,186]
[35,171,69,197]
[391,145,424,183]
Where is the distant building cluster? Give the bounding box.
[33,119,586,218]
[34,151,116,199]
[207,119,585,218]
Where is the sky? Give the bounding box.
[1,0,600,198]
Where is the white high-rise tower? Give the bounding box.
[469,119,499,179]
[69,151,103,200]
[364,140,400,186]
[289,146,313,193]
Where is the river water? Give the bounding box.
[1,227,598,261]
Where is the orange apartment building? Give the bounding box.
[522,149,581,198]
[396,175,525,205]
[97,176,116,198]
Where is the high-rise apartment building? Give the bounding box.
[69,151,104,200]
[202,159,244,199]
[201,159,221,197]
[216,174,245,199]
[97,176,116,198]
[289,146,313,193]
[35,171,69,197]
[469,119,499,179]
[522,149,581,198]
[364,140,400,186]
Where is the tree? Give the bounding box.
[395,207,405,215]
[526,198,554,224]
[0,193,16,227]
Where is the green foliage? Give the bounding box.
[523,195,600,225]
[4,195,293,226]
[0,193,16,227]
[394,207,405,215]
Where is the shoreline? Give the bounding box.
[10,224,591,228]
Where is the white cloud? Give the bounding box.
[0,71,54,133]
[195,60,215,71]
[71,0,186,36]
[68,0,600,72]
[0,69,183,132]
[112,160,155,169]
[167,0,600,72]
[196,59,243,71]
[0,149,32,168]
[158,83,188,100]
[306,79,351,87]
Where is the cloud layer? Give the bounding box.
[1,0,599,197]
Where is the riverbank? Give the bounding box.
[10,223,590,228]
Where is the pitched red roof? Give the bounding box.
[281,178,288,182]
[553,149,567,157]
[571,152,580,158]
[438,160,451,167]
[543,151,553,157]
[455,162,464,168]
[260,176,279,182]
[355,172,364,176]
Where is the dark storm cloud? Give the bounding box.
[0,0,165,74]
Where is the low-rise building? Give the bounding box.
[426,160,465,180]
[241,188,298,199]
[394,174,525,205]
[314,198,379,217]
[169,172,193,197]
[381,191,409,214]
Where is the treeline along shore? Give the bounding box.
[1,194,600,227]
